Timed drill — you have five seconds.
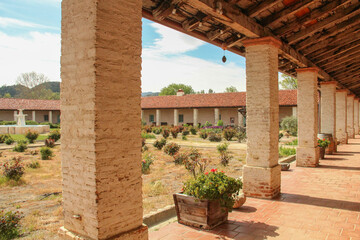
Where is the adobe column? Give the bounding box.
[347,94,355,139]
[336,90,348,144]
[174,109,178,126]
[242,37,281,199]
[156,109,161,126]
[354,98,359,135]
[296,67,320,167]
[193,108,198,127]
[59,0,147,240]
[320,81,337,154]
[214,108,220,124]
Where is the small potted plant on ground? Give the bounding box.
[173,149,242,229]
[318,138,330,159]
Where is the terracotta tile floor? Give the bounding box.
[149,137,360,240]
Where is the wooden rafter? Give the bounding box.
[325,58,360,73]
[246,0,283,18]
[338,74,360,83]
[316,45,360,67]
[182,12,210,31]
[287,3,360,44]
[153,0,182,20]
[332,66,360,78]
[330,64,360,78]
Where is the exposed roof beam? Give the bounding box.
[325,58,360,72]
[225,34,244,48]
[338,74,360,83]
[182,12,210,31]
[316,44,360,67]
[329,63,360,76]
[246,0,283,18]
[153,0,182,20]
[348,81,360,90]
[310,39,360,62]
[206,27,229,40]
[274,0,350,36]
[287,3,360,44]
[333,69,360,80]
[261,0,315,27]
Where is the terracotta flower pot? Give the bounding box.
[280,163,290,171]
[319,147,325,159]
[233,192,246,209]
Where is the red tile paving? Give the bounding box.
[149,137,360,240]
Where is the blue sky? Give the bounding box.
[0,0,249,92]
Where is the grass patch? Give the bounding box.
[9,134,48,142]
[285,139,298,146]
[279,146,296,157]
[0,176,26,187]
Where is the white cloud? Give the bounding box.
[0,31,60,85]
[0,17,58,30]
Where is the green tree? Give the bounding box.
[3,93,11,98]
[279,74,297,89]
[208,89,215,93]
[225,86,238,92]
[159,83,195,96]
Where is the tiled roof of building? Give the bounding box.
[0,98,60,111]
[141,90,297,109]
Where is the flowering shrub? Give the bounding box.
[45,138,55,148]
[183,169,242,212]
[190,127,197,135]
[217,143,232,166]
[48,130,61,142]
[0,210,22,239]
[236,127,247,143]
[223,128,236,141]
[318,138,330,148]
[199,130,208,139]
[163,143,180,156]
[13,140,27,152]
[173,152,188,165]
[153,138,166,150]
[204,121,212,127]
[217,120,224,126]
[152,127,162,134]
[162,129,170,139]
[0,134,12,144]
[183,148,208,178]
[182,128,190,136]
[1,158,25,181]
[142,125,152,133]
[208,132,222,142]
[40,147,53,160]
[142,152,154,174]
[170,127,179,138]
[25,130,39,143]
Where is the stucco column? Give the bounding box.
[193,108,198,127]
[320,81,337,154]
[242,37,281,199]
[296,68,320,167]
[336,90,348,144]
[174,109,178,126]
[214,108,220,125]
[49,111,53,123]
[59,1,147,240]
[354,98,359,135]
[32,111,36,122]
[156,109,161,126]
[347,94,355,139]
[141,110,144,123]
[13,111,17,121]
[238,110,244,127]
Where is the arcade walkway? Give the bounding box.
[149,137,360,240]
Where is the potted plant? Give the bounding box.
[318,138,330,159]
[173,149,242,229]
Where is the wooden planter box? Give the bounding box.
[173,193,228,229]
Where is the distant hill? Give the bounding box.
[0,81,60,99]
[33,82,60,93]
[142,92,159,97]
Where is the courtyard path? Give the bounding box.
[149,136,360,240]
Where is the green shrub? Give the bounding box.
[170,127,179,138]
[0,121,16,125]
[13,141,27,152]
[182,128,190,136]
[0,134,12,144]
[40,122,59,129]
[199,130,208,139]
[182,148,208,178]
[153,138,166,150]
[223,128,236,141]
[162,129,170,139]
[173,152,188,165]
[142,125,152,133]
[217,120,224,126]
[236,127,246,143]
[183,169,242,212]
[217,143,232,166]
[163,143,180,156]
[48,129,61,142]
[152,127,162,134]
[208,132,222,142]
[40,147,53,160]
[4,138,14,145]
[26,120,38,125]
[280,116,298,136]
[279,132,284,141]
[25,130,39,143]
[27,161,40,169]
[1,158,25,181]
[190,127,197,135]
[285,139,298,146]
[141,131,156,139]
[142,152,154,174]
[45,138,55,148]
[279,146,296,157]
[182,135,187,140]
[204,121,212,127]
[0,210,22,239]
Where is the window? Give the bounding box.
[44,115,49,121]
[179,114,184,123]
[149,114,154,123]
[219,114,222,120]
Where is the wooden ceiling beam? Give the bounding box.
[325,58,360,73]
[225,34,244,48]
[246,0,283,18]
[301,26,360,55]
[182,12,210,31]
[274,0,350,36]
[316,45,360,67]
[330,64,360,78]
[206,27,229,40]
[261,0,316,27]
[332,67,360,78]
[348,81,360,90]
[339,74,360,83]
[152,0,182,20]
[287,3,360,44]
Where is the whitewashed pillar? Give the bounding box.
[347,94,355,139]
[32,111,36,122]
[13,111,17,121]
[193,108,198,127]
[174,109,178,126]
[49,111,53,123]
[336,90,348,144]
[354,98,359,135]
[292,106,297,117]
[238,110,244,127]
[156,109,161,126]
[214,108,219,124]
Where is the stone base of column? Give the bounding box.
[243,165,281,199]
[337,133,348,144]
[296,147,319,167]
[58,224,148,240]
[348,129,355,139]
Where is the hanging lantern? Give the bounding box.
[222,55,227,63]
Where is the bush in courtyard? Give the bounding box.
[173,152,188,165]
[40,147,53,160]
[45,138,55,148]
[153,138,166,150]
[25,120,38,125]
[40,122,59,129]
[0,134,12,144]
[141,131,156,139]
[280,116,298,136]
[183,148,208,178]
[279,132,284,141]
[223,128,236,141]
[162,129,170,139]
[217,120,224,127]
[204,121,212,127]
[163,143,180,156]
[142,125,152,133]
[48,129,61,142]
[217,143,232,166]
[285,139,298,146]
[182,135,187,140]
[27,161,40,169]
[152,127,162,134]
[13,141,27,152]
[236,127,246,143]
[190,127,197,135]
[208,132,222,142]
[199,130,208,140]
[182,128,190,136]
[0,121,16,125]
[25,130,39,143]
[170,127,179,138]
[279,146,296,157]
[1,158,24,181]
[142,152,154,174]
[4,137,14,145]
[0,210,22,239]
